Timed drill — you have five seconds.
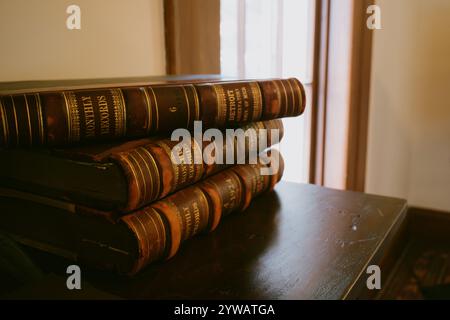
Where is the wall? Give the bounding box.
[366,0,450,211]
[0,0,166,81]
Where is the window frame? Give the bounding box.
[164,0,374,191]
[309,0,373,191]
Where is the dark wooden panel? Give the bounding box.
[408,207,450,242]
[59,181,405,299]
[164,0,220,75]
[378,207,450,300]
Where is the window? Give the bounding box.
[220,0,316,183]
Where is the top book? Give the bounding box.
[0,76,305,148]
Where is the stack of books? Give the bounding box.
[0,77,305,275]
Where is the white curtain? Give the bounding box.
[220,0,315,183]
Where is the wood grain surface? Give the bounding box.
[25,182,408,299]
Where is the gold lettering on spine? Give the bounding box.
[10,97,20,144]
[175,192,207,240]
[193,139,204,180]
[81,96,95,138]
[111,89,126,137]
[97,95,110,136]
[249,82,263,121]
[212,84,227,125]
[182,205,193,238]
[178,143,192,183]
[178,143,194,185]
[0,98,9,146]
[209,174,241,214]
[62,92,81,142]
[167,200,184,239]
[191,201,200,236]
[148,87,159,131]
[34,94,45,144]
[228,172,242,210]
[141,88,152,134]
[239,86,248,121]
[227,89,236,121]
[210,179,228,207]
[23,95,33,144]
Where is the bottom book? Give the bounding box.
[0,150,284,275]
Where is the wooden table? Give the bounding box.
[20,182,408,299]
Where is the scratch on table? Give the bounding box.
[349,236,378,245]
[377,208,384,217]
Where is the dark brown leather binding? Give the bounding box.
[0,78,304,148]
[0,151,283,275]
[119,149,284,275]
[0,119,284,212]
[113,119,283,212]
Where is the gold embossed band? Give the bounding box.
[148,87,159,132]
[122,207,166,274]
[118,146,162,210]
[277,80,289,117]
[181,85,192,128]
[289,78,304,115]
[138,146,161,202]
[212,84,227,125]
[141,88,153,134]
[110,89,127,137]
[117,152,143,210]
[190,84,201,122]
[23,95,33,145]
[0,98,9,146]
[127,150,153,208]
[208,171,243,216]
[285,79,296,117]
[9,96,20,144]
[249,82,263,121]
[34,94,45,144]
[62,91,81,142]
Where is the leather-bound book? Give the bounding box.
[0,77,305,148]
[0,150,284,275]
[0,119,283,213]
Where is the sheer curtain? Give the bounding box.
[220,0,315,183]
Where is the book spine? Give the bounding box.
[111,119,283,212]
[0,79,304,148]
[120,150,284,275]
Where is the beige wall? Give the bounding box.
[0,0,166,82]
[366,0,450,211]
